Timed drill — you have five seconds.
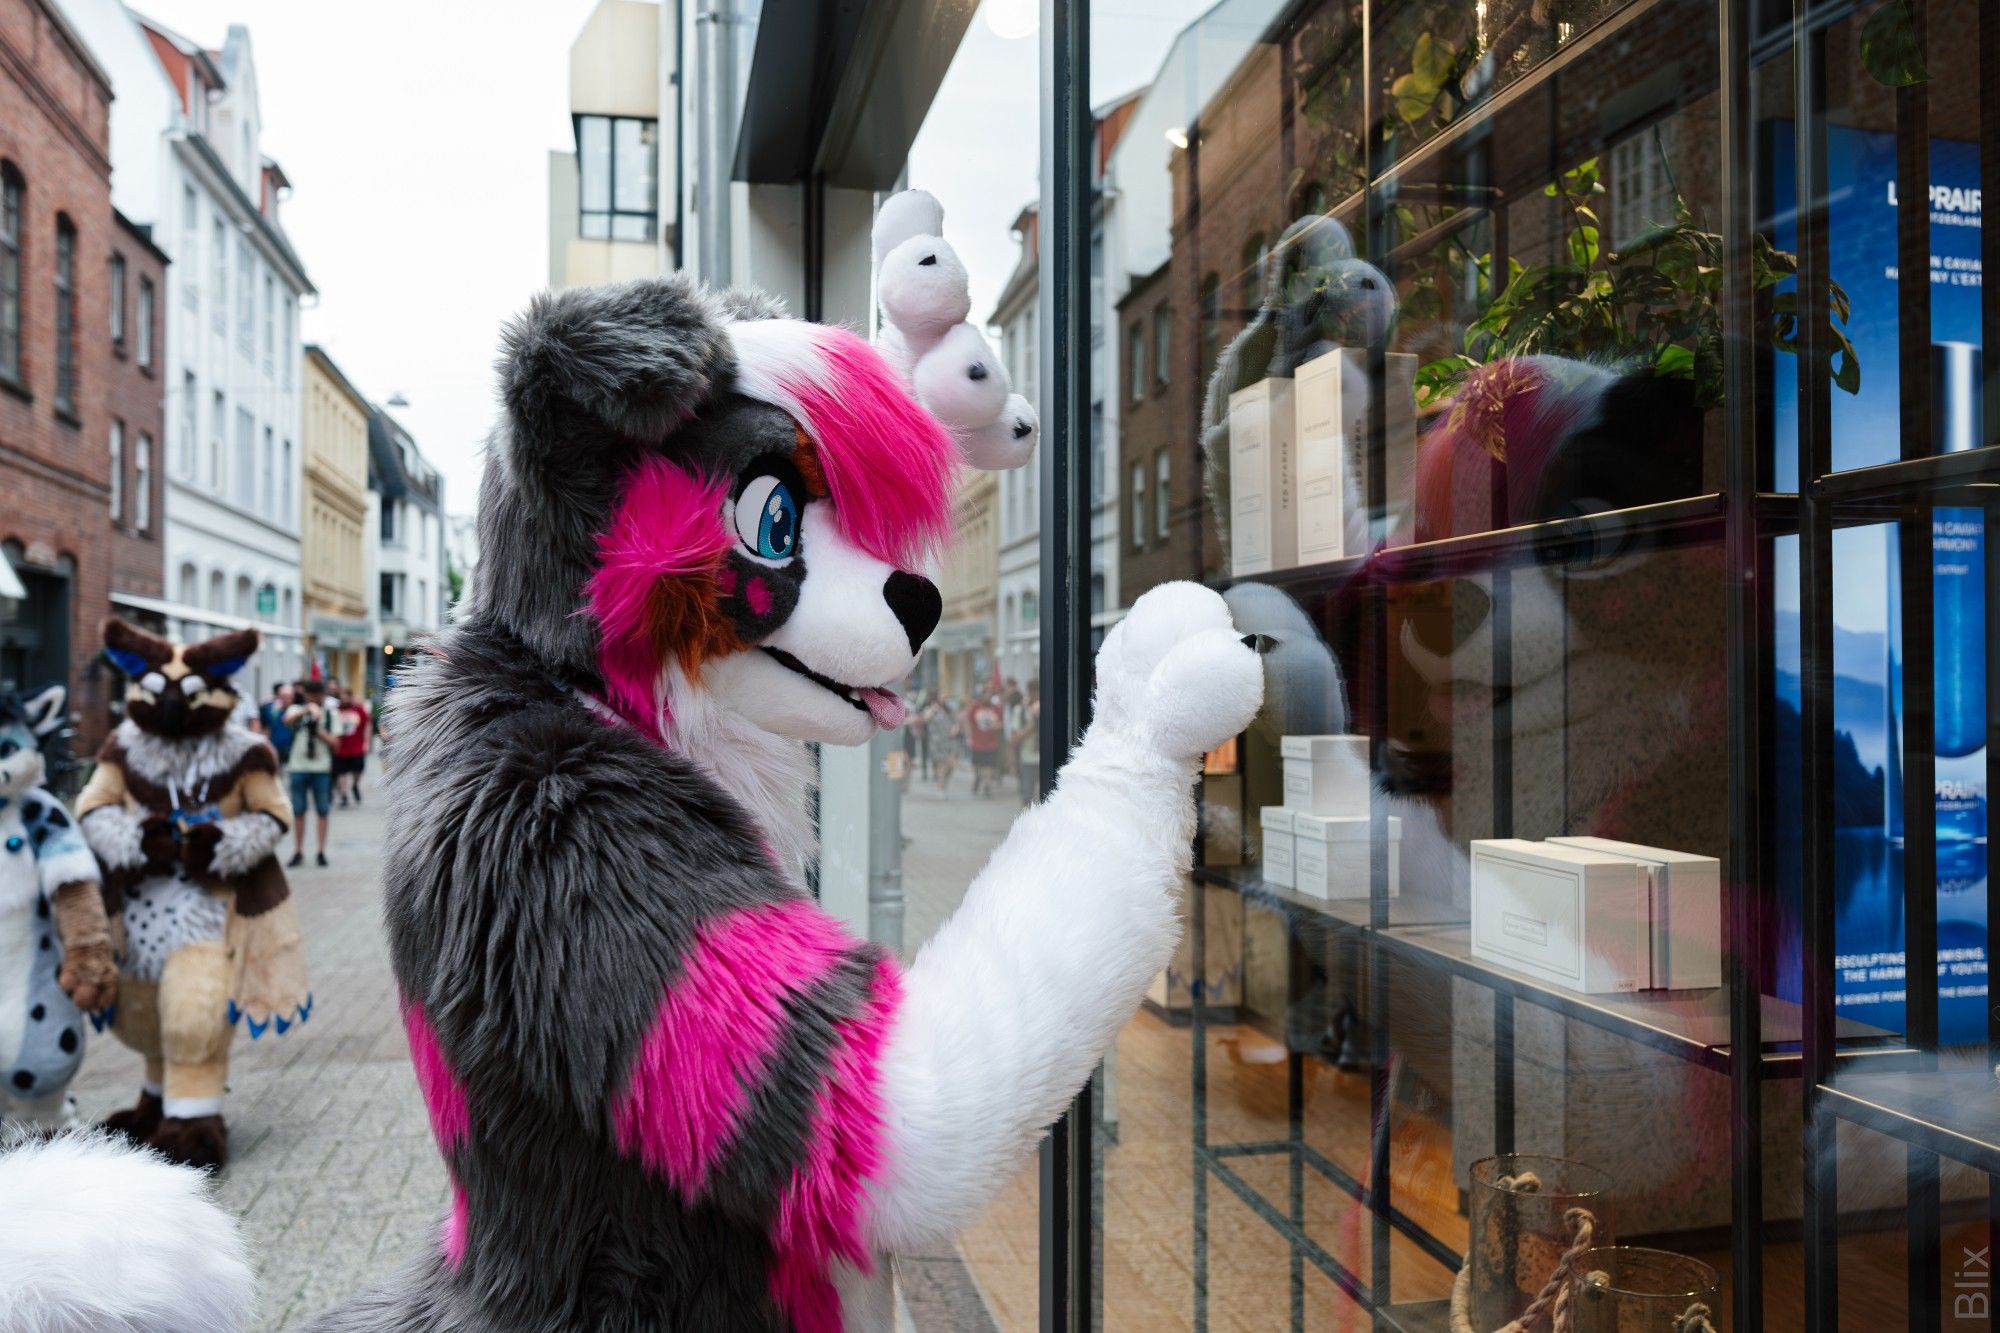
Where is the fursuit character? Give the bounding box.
[0,276,1263,1332]
[76,619,311,1169]
[300,277,1264,1332]
[0,684,115,1128]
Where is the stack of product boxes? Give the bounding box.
[1467,836,1722,995]
[1259,735,1399,900]
[1228,347,1417,575]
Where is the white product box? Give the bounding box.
[1280,734,1370,815]
[1293,349,1417,565]
[1469,839,1649,994]
[1548,836,1722,990]
[1293,814,1401,900]
[1260,806,1296,890]
[1229,377,1297,575]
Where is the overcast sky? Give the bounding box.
[125,0,1214,516]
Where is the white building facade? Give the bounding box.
[58,3,314,695]
[366,408,446,688]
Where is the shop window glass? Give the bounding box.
[1056,0,2000,1325]
[880,11,1046,1324]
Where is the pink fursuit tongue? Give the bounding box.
[857,688,906,731]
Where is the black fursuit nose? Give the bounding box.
[883,571,943,655]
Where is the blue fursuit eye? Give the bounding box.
[734,474,799,560]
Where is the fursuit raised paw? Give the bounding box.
[1090,581,1265,766]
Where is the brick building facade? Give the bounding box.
[0,0,121,760]
[107,210,168,618]
[1116,259,1219,601]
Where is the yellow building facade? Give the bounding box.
[301,347,372,688]
[929,466,997,704]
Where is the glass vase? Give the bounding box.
[1567,1247,1723,1332]
[1467,1154,1615,1329]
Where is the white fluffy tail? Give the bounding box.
[0,1129,255,1333]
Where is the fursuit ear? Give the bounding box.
[498,274,736,452]
[182,627,260,680]
[102,617,175,678]
[20,684,66,738]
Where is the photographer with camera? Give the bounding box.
[282,678,349,868]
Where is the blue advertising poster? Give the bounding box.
[1768,121,1989,1045]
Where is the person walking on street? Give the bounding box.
[259,682,296,760]
[933,699,959,792]
[1012,678,1041,807]
[964,691,1005,798]
[283,679,347,867]
[333,685,372,808]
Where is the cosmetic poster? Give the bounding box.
[1768,121,1988,1044]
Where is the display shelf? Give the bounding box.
[1195,865,1909,1077]
[1811,443,2000,504]
[1819,1068,2000,1177]
[1222,493,1727,599]
[1374,1299,1452,1333]
[1195,862,1453,931]
[1373,924,1908,1077]
[1206,1137,1464,1275]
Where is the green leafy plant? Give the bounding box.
[1860,0,1928,87]
[1412,150,1861,423]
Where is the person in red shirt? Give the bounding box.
[963,691,1005,797]
[332,684,373,808]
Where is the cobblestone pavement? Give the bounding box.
[61,762,1034,1331]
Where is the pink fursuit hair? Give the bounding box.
[586,320,957,730]
[1411,355,1608,541]
[726,319,956,570]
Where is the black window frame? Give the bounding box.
[109,251,126,348]
[0,163,21,389]
[53,215,76,419]
[136,276,155,369]
[574,113,660,243]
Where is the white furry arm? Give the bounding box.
[209,812,286,878]
[81,804,145,871]
[0,1130,255,1332]
[864,584,1263,1253]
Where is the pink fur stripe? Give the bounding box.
[612,897,866,1201]
[586,457,733,723]
[767,954,904,1333]
[728,321,955,570]
[442,1183,470,1268]
[402,999,470,1151]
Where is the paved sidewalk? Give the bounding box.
[71,794,447,1331]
